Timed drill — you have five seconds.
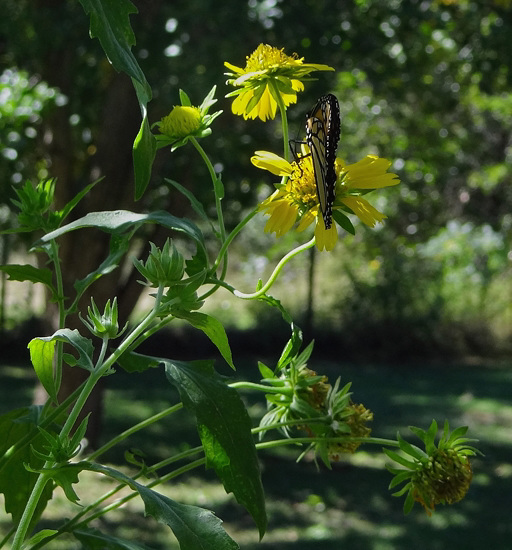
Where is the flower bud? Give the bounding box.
[133,239,185,288]
[159,106,201,139]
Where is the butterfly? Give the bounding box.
[305,93,341,230]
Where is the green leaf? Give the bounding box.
[36,210,206,257]
[174,311,234,369]
[116,350,160,373]
[333,210,355,235]
[397,432,428,461]
[134,110,157,200]
[74,528,155,549]
[137,484,239,550]
[84,462,240,550]
[164,360,267,538]
[46,464,82,504]
[21,528,58,550]
[165,178,212,226]
[78,0,149,94]
[0,264,56,300]
[28,338,58,402]
[32,329,94,372]
[58,179,101,222]
[388,470,412,489]
[0,407,54,528]
[383,448,418,470]
[213,176,225,200]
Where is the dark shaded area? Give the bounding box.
[2,345,511,549]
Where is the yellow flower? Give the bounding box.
[225,44,334,121]
[252,150,400,251]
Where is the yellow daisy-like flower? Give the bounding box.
[252,150,400,251]
[225,44,334,121]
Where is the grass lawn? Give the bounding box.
[1,352,511,549]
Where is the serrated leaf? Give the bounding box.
[47,464,82,504]
[134,110,157,200]
[164,360,266,538]
[78,0,148,92]
[116,350,160,373]
[32,329,94,372]
[84,463,240,550]
[28,338,58,402]
[0,407,54,528]
[173,311,234,369]
[0,264,56,299]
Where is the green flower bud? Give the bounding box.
[81,297,124,339]
[158,106,201,139]
[133,239,185,288]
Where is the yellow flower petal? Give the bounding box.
[341,196,387,227]
[315,221,338,251]
[264,202,298,236]
[342,155,400,189]
[296,209,317,232]
[251,151,294,176]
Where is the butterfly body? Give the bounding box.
[305,93,341,229]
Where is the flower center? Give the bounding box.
[288,157,318,209]
[245,44,300,72]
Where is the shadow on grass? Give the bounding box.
[1,338,512,549]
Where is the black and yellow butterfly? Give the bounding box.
[305,93,341,229]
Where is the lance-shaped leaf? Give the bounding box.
[36,210,207,259]
[173,311,234,370]
[164,360,266,538]
[85,462,240,550]
[134,108,157,200]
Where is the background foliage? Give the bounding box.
[1,0,511,354]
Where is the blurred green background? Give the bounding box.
[1,0,511,548]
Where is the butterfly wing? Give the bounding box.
[306,94,340,230]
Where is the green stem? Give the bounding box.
[87,403,183,462]
[190,135,226,240]
[208,207,259,274]
[65,458,207,536]
[255,435,400,451]
[49,239,65,392]
[229,381,292,395]
[10,473,51,550]
[233,237,316,299]
[11,286,166,549]
[269,79,290,161]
